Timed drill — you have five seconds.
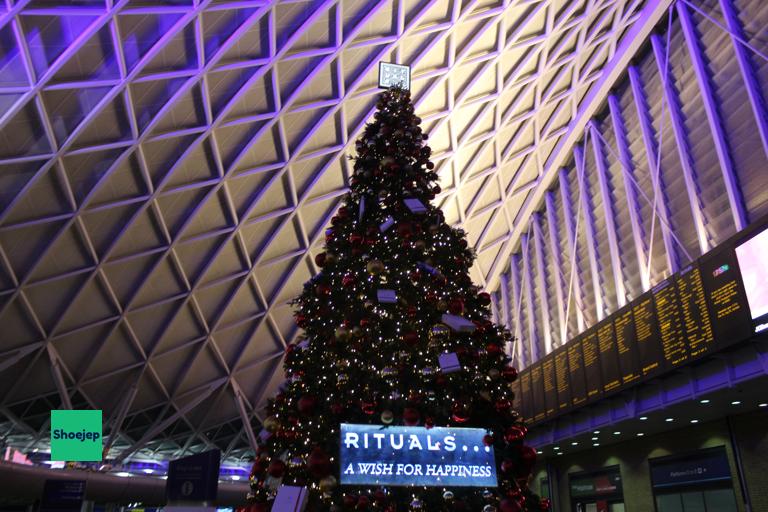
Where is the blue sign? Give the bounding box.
[339,423,497,487]
[650,448,732,488]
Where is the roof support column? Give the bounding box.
[589,122,627,308]
[650,34,710,255]
[574,144,604,321]
[628,65,678,274]
[608,95,650,291]
[678,1,747,232]
[545,191,568,343]
[521,236,541,363]
[558,169,586,332]
[531,213,552,355]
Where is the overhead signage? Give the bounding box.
[166,449,221,503]
[569,468,622,498]
[517,215,767,427]
[50,410,102,461]
[41,480,86,512]
[339,424,497,488]
[650,447,732,488]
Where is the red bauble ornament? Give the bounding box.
[504,425,527,443]
[331,402,344,415]
[397,222,413,238]
[486,343,503,355]
[315,253,327,267]
[403,331,419,346]
[425,416,435,429]
[539,498,551,511]
[483,434,494,446]
[500,458,514,473]
[349,233,363,245]
[478,291,491,304]
[343,495,357,507]
[374,489,388,503]
[403,407,420,426]
[307,447,331,478]
[356,495,370,510]
[494,399,512,412]
[499,499,524,512]
[448,299,464,315]
[295,314,307,328]
[297,395,317,415]
[451,402,471,423]
[361,400,377,415]
[267,459,286,478]
[502,366,519,382]
[342,274,355,287]
[315,283,331,297]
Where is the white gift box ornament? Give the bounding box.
[441,313,476,333]
[379,216,395,232]
[404,198,427,214]
[377,289,397,303]
[438,352,461,373]
[273,485,308,512]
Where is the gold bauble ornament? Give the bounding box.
[413,239,426,251]
[366,259,385,275]
[319,475,338,492]
[325,252,338,265]
[263,415,280,433]
[351,326,363,338]
[335,326,351,341]
[488,369,501,379]
[436,300,448,312]
[429,323,450,341]
[381,410,394,424]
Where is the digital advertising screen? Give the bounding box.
[735,226,768,334]
[339,424,497,487]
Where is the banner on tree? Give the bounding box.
[339,424,497,487]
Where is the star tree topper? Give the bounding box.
[378,62,411,90]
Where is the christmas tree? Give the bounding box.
[248,87,547,512]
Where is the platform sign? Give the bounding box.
[41,480,86,512]
[339,424,497,487]
[166,449,221,503]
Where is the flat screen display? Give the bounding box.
[652,278,689,367]
[542,354,557,417]
[581,329,602,401]
[530,363,546,423]
[597,319,621,393]
[339,424,497,487]
[632,292,664,377]
[675,263,715,358]
[567,339,587,407]
[613,305,640,386]
[518,370,532,423]
[554,346,571,412]
[700,243,753,346]
[735,227,768,333]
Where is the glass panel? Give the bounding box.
[681,491,706,512]
[703,489,738,512]
[656,494,684,512]
[609,504,625,512]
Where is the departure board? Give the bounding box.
[581,329,602,401]
[518,370,532,423]
[632,292,664,377]
[542,354,557,417]
[676,263,716,359]
[700,244,753,347]
[652,278,689,367]
[554,346,571,412]
[530,363,546,423]
[597,319,621,392]
[613,305,640,386]
[567,340,587,406]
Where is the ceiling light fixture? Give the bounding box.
[690,419,699,424]
[731,401,742,405]
[700,399,710,404]
[639,416,648,420]
[637,433,644,436]
[613,431,621,435]
[665,418,674,422]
